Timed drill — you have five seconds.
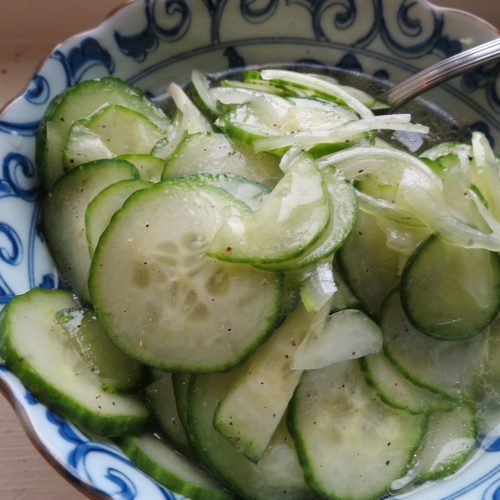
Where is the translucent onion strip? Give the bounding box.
[356,190,425,227]
[317,146,441,190]
[260,69,374,118]
[253,116,429,152]
[191,70,218,115]
[401,184,500,251]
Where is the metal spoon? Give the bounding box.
[382,38,500,112]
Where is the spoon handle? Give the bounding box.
[384,38,500,111]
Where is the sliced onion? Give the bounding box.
[401,184,500,251]
[191,70,218,115]
[317,146,441,190]
[260,69,373,118]
[253,116,428,152]
[356,190,424,227]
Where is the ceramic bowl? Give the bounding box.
[0,0,499,498]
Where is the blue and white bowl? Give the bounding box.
[0,0,498,498]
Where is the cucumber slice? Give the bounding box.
[172,373,191,436]
[63,104,165,169]
[188,373,315,499]
[177,173,269,211]
[145,373,192,456]
[338,211,401,318]
[214,301,331,463]
[288,359,427,500]
[207,156,330,264]
[121,433,230,500]
[36,77,170,188]
[151,112,185,161]
[0,288,148,436]
[215,93,355,148]
[56,307,144,393]
[90,179,282,372]
[361,353,456,414]
[151,84,214,162]
[42,159,139,303]
[401,235,500,340]
[330,263,362,313]
[85,179,153,256]
[162,132,282,188]
[382,290,488,398]
[117,154,166,182]
[168,82,213,134]
[420,141,472,161]
[258,168,357,271]
[291,309,383,370]
[411,404,476,484]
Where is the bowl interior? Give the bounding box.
[0,0,499,498]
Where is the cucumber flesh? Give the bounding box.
[63,104,165,169]
[207,156,330,264]
[258,168,357,271]
[144,373,191,456]
[151,85,213,162]
[162,132,282,188]
[0,288,148,436]
[90,179,282,372]
[85,179,153,256]
[214,300,331,462]
[291,309,383,370]
[56,307,144,393]
[401,235,500,340]
[188,372,315,499]
[117,154,166,182]
[172,373,191,436]
[330,263,362,313]
[338,210,401,318]
[412,404,476,484]
[215,91,355,145]
[392,404,476,490]
[121,433,231,500]
[289,359,426,500]
[37,77,170,188]
[177,173,269,212]
[382,290,488,398]
[42,159,139,303]
[361,353,456,414]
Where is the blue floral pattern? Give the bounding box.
[0,0,498,498]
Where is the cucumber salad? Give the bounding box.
[1,67,499,499]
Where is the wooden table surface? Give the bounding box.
[0,1,498,499]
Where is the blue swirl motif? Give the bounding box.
[0,224,22,266]
[240,0,279,24]
[378,0,462,59]
[44,410,176,499]
[2,152,38,202]
[462,63,500,116]
[114,0,191,62]
[288,0,380,47]
[200,0,228,43]
[24,74,51,105]
[51,37,115,87]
